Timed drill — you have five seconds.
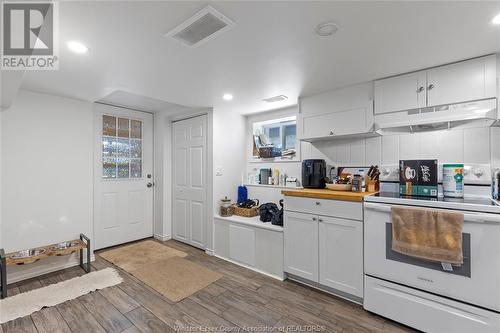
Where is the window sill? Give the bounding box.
[250,156,300,163]
[245,183,302,189]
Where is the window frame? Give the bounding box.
[250,114,300,163]
[101,114,144,180]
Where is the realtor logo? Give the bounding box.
[1,1,59,70]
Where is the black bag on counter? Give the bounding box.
[271,200,284,226]
[259,200,284,226]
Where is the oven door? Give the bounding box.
[364,202,500,312]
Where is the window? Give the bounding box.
[252,116,297,159]
[102,115,142,179]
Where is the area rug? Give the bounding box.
[99,240,188,271]
[99,240,222,302]
[0,267,122,324]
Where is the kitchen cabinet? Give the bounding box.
[283,211,319,282]
[374,72,427,114]
[374,55,496,114]
[283,194,365,301]
[319,216,363,297]
[214,215,284,279]
[298,82,375,141]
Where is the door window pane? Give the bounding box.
[103,158,117,178]
[116,138,130,158]
[102,116,142,179]
[130,139,142,158]
[117,158,130,178]
[103,116,116,136]
[117,118,130,138]
[131,120,142,139]
[130,159,142,178]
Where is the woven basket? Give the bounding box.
[233,205,259,218]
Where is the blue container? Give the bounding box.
[237,185,248,204]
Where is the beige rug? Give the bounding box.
[0,268,122,324]
[100,240,222,302]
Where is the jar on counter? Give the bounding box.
[219,196,234,217]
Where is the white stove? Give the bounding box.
[363,191,500,333]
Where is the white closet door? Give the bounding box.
[173,115,207,249]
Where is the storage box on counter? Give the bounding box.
[399,159,438,197]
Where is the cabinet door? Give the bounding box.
[284,211,319,282]
[374,71,427,114]
[300,102,373,139]
[319,216,363,297]
[427,55,496,107]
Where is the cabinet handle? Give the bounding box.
[315,201,321,206]
[417,86,424,93]
[329,131,334,136]
[312,217,317,221]
[427,84,435,90]
[318,218,323,222]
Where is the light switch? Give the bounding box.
[215,166,223,176]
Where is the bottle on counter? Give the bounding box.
[493,168,500,201]
[219,196,234,217]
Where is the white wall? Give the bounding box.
[1,90,94,281]
[212,107,246,242]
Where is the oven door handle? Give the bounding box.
[364,203,391,213]
[365,203,500,224]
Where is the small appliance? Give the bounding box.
[302,159,326,188]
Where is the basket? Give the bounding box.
[259,146,282,158]
[233,205,259,217]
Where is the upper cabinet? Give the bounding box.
[375,55,497,115]
[299,82,375,141]
[374,72,427,114]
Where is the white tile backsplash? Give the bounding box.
[399,133,420,160]
[491,127,500,168]
[350,140,365,165]
[464,127,490,164]
[365,137,382,165]
[310,125,498,168]
[382,135,399,164]
[438,129,464,163]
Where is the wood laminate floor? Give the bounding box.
[1,239,417,333]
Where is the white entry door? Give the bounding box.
[94,105,154,250]
[173,115,207,249]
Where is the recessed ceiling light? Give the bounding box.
[222,93,233,101]
[315,22,338,36]
[67,41,88,54]
[492,13,500,25]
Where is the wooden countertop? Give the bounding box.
[281,188,377,202]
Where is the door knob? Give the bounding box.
[147,182,154,188]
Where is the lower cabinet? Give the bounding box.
[319,216,363,298]
[214,216,284,280]
[284,200,364,300]
[284,211,319,282]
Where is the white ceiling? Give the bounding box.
[19,1,500,114]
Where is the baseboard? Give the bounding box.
[205,248,215,256]
[7,254,96,284]
[153,234,171,242]
[213,254,285,281]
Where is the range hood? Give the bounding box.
[374,98,498,134]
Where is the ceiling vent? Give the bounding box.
[165,6,234,47]
[262,95,288,103]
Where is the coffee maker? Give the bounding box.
[302,159,326,189]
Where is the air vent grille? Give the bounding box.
[262,95,288,103]
[165,6,233,47]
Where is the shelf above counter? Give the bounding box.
[244,183,302,190]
